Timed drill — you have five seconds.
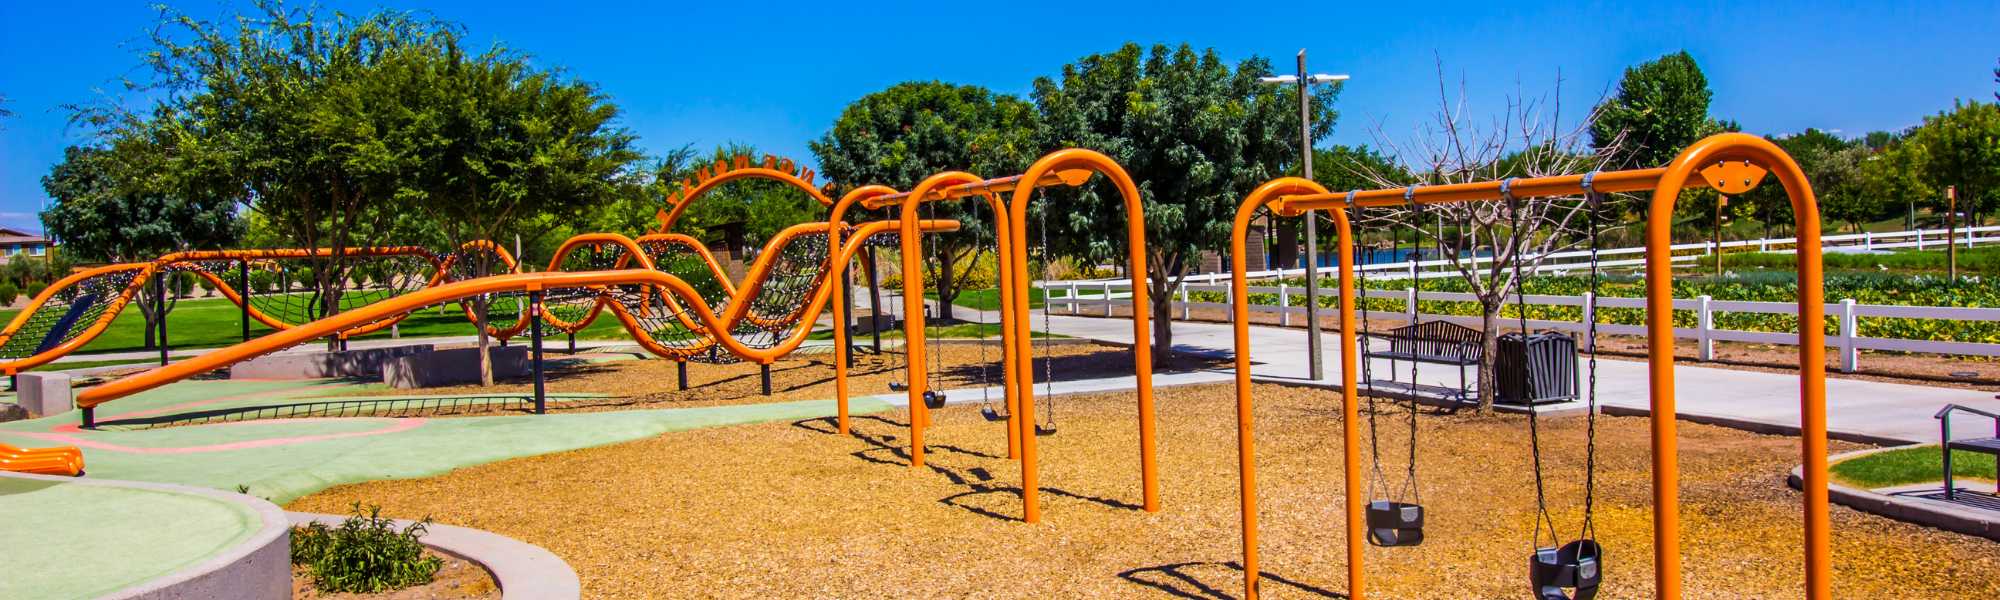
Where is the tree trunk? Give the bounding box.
[1476,298,1503,414]
[1146,252,1188,370]
[139,287,158,351]
[936,242,956,323]
[475,298,494,386]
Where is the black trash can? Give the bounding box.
[1495,331,1579,405]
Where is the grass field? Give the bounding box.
[925,288,1049,312]
[1830,444,1997,489]
[807,322,1065,340]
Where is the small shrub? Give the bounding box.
[23,281,46,301]
[197,273,218,297]
[173,271,199,298]
[291,502,442,594]
[250,271,276,295]
[0,282,17,306]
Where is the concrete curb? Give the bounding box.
[287,512,580,600]
[1601,405,1919,446]
[1789,446,2000,542]
[0,471,290,600]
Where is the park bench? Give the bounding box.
[1937,404,2000,501]
[1361,320,1484,403]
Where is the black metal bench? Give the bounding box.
[1938,404,2000,501]
[1361,320,1483,402]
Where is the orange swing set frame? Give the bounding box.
[1226,133,1829,600]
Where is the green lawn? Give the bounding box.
[28,358,164,372]
[925,287,1050,311]
[0,295,637,360]
[1830,445,1997,489]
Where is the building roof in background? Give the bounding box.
[0,228,50,245]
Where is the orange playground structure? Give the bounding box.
[1226,133,1828,600]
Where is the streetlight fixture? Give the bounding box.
[1257,50,1348,381]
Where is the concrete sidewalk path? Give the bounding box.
[960,306,2000,446]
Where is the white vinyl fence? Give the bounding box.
[1045,225,2000,373]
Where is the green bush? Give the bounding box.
[1697,247,2000,273]
[0,282,17,306]
[172,271,199,298]
[197,272,218,297]
[1831,445,1997,489]
[23,281,46,301]
[250,271,276,295]
[291,503,442,594]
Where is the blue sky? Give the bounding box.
[2,1,1996,235]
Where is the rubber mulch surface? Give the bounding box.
[290,382,2000,599]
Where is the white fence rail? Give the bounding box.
[1121,224,2000,284]
[1046,281,2000,374]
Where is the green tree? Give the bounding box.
[1031,43,1337,360]
[40,145,240,349]
[74,2,464,343]
[810,81,1037,321]
[1591,51,1716,170]
[1814,145,1883,233]
[1860,138,1935,229]
[1906,100,2000,226]
[1734,128,1856,237]
[398,33,643,385]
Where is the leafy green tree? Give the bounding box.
[1814,145,1884,233]
[396,33,642,385]
[40,145,240,349]
[1591,51,1716,170]
[1031,43,1337,360]
[1906,100,2000,226]
[1734,128,1855,236]
[810,81,1037,321]
[1860,138,1934,229]
[72,2,465,341]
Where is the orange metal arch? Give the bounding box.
[1226,132,1828,600]
[1003,148,1159,523]
[1644,132,1827,600]
[655,167,834,234]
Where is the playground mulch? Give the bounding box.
[289,382,2000,599]
[322,342,1229,416]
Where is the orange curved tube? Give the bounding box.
[1003,148,1158,523]
[0,441,84,476]
[1643,133,1827,600]
[657,167,833,234]
[827,185,900,437]
[1229,177,1359,600]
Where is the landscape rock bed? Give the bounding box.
[291,382,2000,599]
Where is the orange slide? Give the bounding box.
[0,441,83,477]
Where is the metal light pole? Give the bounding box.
[1259,51,1348,380]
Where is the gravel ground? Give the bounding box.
[289,383,2000,599]
[318,343,1228,417]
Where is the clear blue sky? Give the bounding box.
[3,1,1996,235]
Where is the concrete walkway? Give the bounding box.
[924,301,2000,446]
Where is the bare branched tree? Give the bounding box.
[1354,60,1624,413]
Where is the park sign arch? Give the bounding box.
[1225,132,1828,600]
[649,154,833,235]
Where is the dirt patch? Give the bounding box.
[289,382,2000,599]
[292,548,496,600]
[313,343,1227,417]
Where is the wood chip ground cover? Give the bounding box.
[290,383,2000,599]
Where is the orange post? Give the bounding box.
[900,172,988,467]
[1228,178,1358,600]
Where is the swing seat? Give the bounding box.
[1365,501,1425,547]
[922,391,947,409]
[1529,540,1603,600]
[980,407,1008,422]
[888,382,905,391]
[1035,423,1058,436]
